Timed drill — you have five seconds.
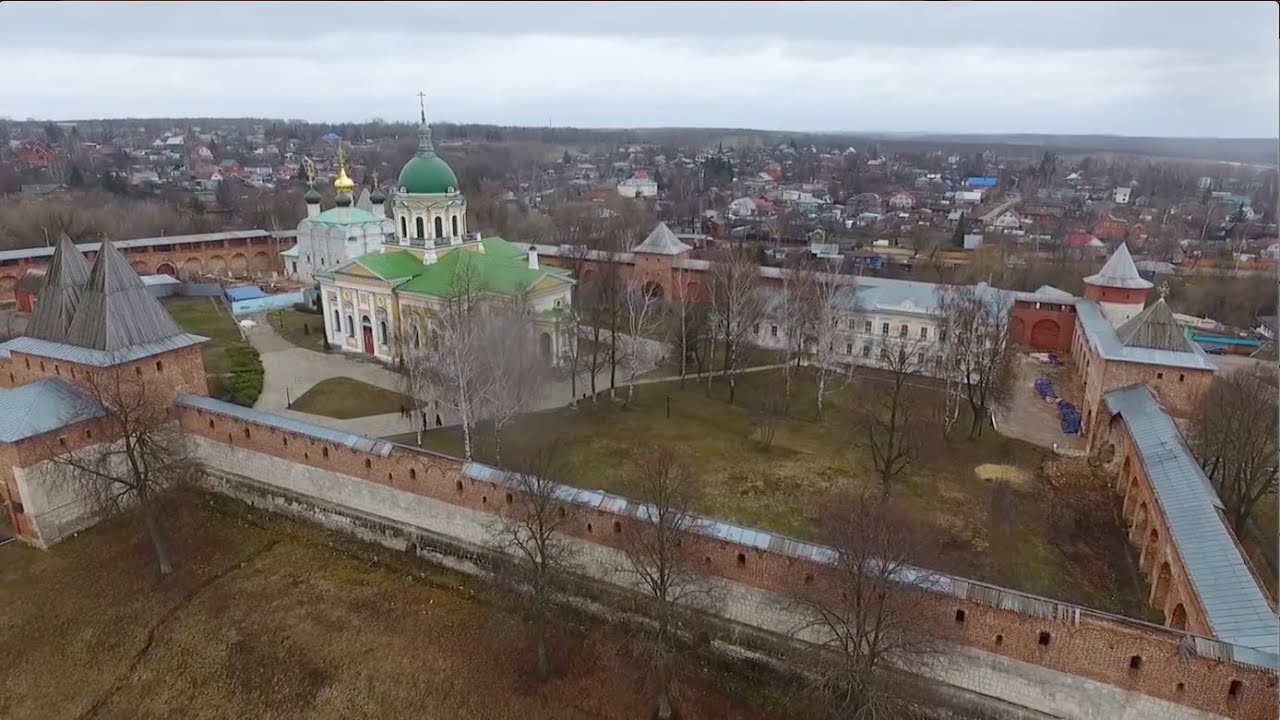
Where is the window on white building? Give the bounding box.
[848,319,857,331]
[416,217,425,239]
[753,324,760,335]
[881,322,889,335]
[770,325,778,338]
[879,346,889,361]
[845,342,853,355]
[917,352,925,365]
[451,215,459,237]
[861,345,871,358]
[400,217,408,238]
[919,326,928,340]
[863,320,872,333]
[899,324,908,338]
[345,315,354,337]
[332,308,339,329]
[434,216,444,238]
[379,320,388,345]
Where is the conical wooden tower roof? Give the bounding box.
[64,239,183,351]
[26,233,91,342]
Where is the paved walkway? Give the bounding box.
[242,316,674,439]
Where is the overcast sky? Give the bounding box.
[2,2,1277,137]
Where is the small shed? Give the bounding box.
[142,273,181,299]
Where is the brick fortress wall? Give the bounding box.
[176,399,1278,720]
[0,230,292,298]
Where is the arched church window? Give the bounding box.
[451,215,459,237]
[345,315,354,337]
[413,325,421,349]
[416,216,425,239]
[400,216,408,239]
[434,216,444,238]
[379,320,388,345]
[332,307,340,329]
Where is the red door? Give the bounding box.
[362,326,374,354]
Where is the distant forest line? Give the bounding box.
[7,117,1276,165]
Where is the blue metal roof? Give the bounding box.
[224,286,268,302]
[1076,300,1216,371]
[0,377,103,441]
[0,333,207,367]
[178,395,393,456]
[1105,384,1278,653]
[965,176,999,188]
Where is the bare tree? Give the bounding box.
[806,258,858,417]
[933,284,1014,438]
[560,242,607,399]
[855,337,928,497]
[47,366,200,576]
[671,269,711,388]
[598,235,626,398]
[708,248,765,405]
[1190,366,1278,535]
[620,446,713,720]
[480,296,548,465]
[777,261,817,401]
[791,492,948,720]
[558,303,585,408]
[410,262,490,459]
[620,278,661,408]
[490,442,578,682]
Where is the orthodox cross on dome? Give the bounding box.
[417,90,427,124]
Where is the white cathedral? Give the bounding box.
[282,107,574,366]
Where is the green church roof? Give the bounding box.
[354,250,425,282]
[397,120,459,195]
[307,206,389,226]
[398,154,458,195]
[334,237,571,298]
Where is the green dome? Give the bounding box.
[398,153,458,194]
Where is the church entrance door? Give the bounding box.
[361,316,374,354]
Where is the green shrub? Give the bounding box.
[223,343,264,407]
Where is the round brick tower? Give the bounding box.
[1083,243,1152,327]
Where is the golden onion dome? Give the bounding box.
[333,143,355,194]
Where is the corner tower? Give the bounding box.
[1082,243,1151,327]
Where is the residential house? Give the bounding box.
[14,140,57,167]
[1092,213,1129,242]
[887,191,916,210]
[617,174,658,198]
[990,210,1023,230]
[1113,187,1132,204]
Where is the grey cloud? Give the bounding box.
[0,1,1275,137]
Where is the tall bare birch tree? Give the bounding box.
[411,262,489,459]
[708,248,764,405]
[933,284,1014,438]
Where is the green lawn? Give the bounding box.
[163,297,262,407]
[292,377,413,419]
[266,309,330,353]
[163,296,242,344]
[392,369,1154,618]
